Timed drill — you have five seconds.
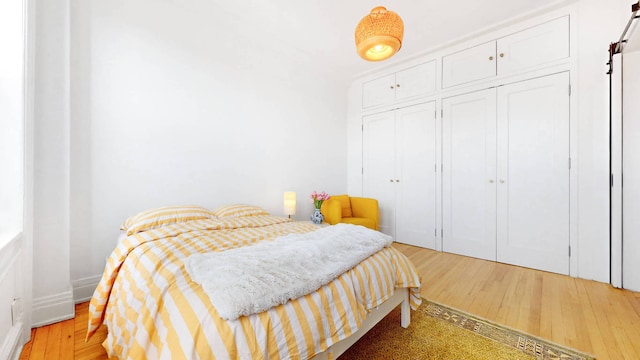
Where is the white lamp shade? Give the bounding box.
[284,191,296,216]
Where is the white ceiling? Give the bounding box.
[212,0,572,78]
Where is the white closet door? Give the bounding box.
[442,89,497,261]
[496,72,570,275]
[622,51,640,292]
[395,102,437,249]
[363,111,396,236]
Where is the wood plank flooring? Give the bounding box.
[19,244,640,360]
[19,301,109,360]
[396,244,640,360]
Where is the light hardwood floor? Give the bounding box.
[19,301,109,360]
[19,244,640,360]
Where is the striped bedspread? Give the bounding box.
[87,215,422,359]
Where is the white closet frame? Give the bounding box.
[609,1,640,289]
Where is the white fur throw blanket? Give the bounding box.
[183,223,393,320]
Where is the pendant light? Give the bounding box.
[355,6,404,62]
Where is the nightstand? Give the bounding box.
[298,220,330,228]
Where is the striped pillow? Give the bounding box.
[121,205,214,235]
[212,204,269,218]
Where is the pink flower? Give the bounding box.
[310,190,331,208]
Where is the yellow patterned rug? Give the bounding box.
[339,299,595,360]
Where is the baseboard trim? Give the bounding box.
[72,274,101,304]
[32,291,75,327]
[0,321,24,360]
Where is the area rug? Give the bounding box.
[339,299,595,360]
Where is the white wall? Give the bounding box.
[66,0,349,297]
[574,0,629,282]
[0,235,25,360]
[32,0,74,326]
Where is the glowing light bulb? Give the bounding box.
[355,6,404,61]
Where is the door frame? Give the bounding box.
[610,52,623,288]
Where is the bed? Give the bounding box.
[86,205,422,359]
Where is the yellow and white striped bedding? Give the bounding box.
[87,215,422,359]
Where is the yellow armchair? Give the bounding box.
[320,195,379,230]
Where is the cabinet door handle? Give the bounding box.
[396,84,401,88]
[489,179,495,183]
[499,53,505,58]
[499,179,505,183]
[390,179,394,182]
[390,85,395,89]
[489,56,494,61]
[395,179,400,182]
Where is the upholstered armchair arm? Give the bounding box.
[350,197,379,230]
[320,199,343,225]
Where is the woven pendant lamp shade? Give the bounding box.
[355,6,404,61]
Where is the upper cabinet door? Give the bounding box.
[442,41,496,88]
[362,61,437,109]
[395,60,437,101]
[362,74,396,109]
[497,16,569,75]
[441,16,570,90]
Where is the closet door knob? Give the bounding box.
[499,53,505,58]
[489,56,494,61]
[390,85,395,89]
[390,179,394,182]
[499,179,505,183]
[489,179,495,183]
[396,84,401,88]
[396,179,400,182]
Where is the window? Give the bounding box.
[0,0,25,246]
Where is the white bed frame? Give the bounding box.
[311,287,410,360]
